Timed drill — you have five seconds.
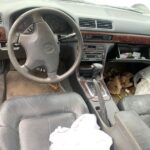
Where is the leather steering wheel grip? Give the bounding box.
[7,8,83,83]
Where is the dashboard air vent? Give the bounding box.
[0,15,2,24]
[97,20,112,29]
[79,18,96,28]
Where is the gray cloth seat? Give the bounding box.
[118,94,150,127]
[0,92,89,150]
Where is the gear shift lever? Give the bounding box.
[91,63,103,79]
[91,63,109,125]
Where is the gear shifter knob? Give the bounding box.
[91,63,103,79]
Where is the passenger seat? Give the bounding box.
[118,94,150,127]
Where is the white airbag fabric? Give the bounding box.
[49,114,112,150]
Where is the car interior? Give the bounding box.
[0,0,150,150]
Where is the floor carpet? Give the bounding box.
[6,71,61,100]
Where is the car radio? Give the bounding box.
[81,44,105,62]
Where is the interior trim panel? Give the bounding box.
[0,27,6,42]
[81,31,150,45]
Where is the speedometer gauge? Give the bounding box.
[17,16,33,33]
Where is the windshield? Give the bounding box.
[1,0,150,13]
[74,0,150,14]
[83,0,150,7]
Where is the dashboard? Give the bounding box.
[0,1,150,38]
[1,0,150,63]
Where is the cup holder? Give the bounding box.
[95,106,100,110]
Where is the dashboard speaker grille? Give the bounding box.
[97,20,112,29]
[79,18,96,28]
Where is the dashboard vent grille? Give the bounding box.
[79,18,96,28]
[97,20,112,29]
[0,15,2,24]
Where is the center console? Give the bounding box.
[74,32,150,148]
[80,42,106,75]
[77,39,119,125]
[79,42,113,101]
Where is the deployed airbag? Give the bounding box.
[49,114,112,150]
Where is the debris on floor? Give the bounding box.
[6,71,61,100]
[120,72,133,88]
[105,71,135,103]
[48,83,61,92]
[107,75,122,95]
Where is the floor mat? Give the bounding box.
[6,71,61,100]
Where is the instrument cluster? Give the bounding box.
[10,10,72,34]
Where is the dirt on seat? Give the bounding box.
[6,71,60,100]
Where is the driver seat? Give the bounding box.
[0,92,89,150]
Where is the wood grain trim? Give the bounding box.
[81,31,150,45]
[0,27,6,42]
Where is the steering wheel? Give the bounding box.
[7,8,83,83]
